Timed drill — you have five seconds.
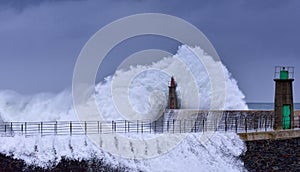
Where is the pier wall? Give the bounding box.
[241,137,300,171]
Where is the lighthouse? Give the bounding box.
[274,66,294,130]
[168,76,178,109]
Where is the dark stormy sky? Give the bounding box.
[0,0,299,103]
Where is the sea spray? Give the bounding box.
[0,45,248,171]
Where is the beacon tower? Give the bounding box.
[274,66,294,130]
[168,76,178,109]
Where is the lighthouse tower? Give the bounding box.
[274,66,294,130]
[168,76,178,109]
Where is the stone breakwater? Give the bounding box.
[241,137,300,171]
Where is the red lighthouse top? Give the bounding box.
[168,76,177,109]
[170,76,176,87]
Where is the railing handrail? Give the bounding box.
[0,111,281,137]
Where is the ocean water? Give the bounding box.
[247,103,300,110]
[0,45,248,171]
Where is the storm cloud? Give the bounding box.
[0,0,300,102]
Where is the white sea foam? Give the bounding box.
[0,45,247,171]
[0,132,245,171]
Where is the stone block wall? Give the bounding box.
[241,137,300,171]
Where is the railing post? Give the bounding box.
[265,116,267,131]
[245,117,247,133]
[41,122,43,137]
[191,120,196,133]
[184,119,186,133]
[38,123,40,136]
[55,121,57,135]
[137,120,139,133]
[162,120,164,133]
[98,121,100,134]
[100,122,102,133]
[235,117,238,133]
[124,120,126,133]
[127,121,129,133]
[10,122,13,134]
[167,120,169,132]
[179,120,181,133]
[141,121,144,133]
[270,112,273,129]
[21,124,23,135]
[70,121,72,136]
[150,120,152,134]
[114,121,116,132]
[225,113,227,132]
[259,116,261,130]
[173,119,175,133]
[25,122,27,136]
[202,119,205,133]
[214,117,217,132]
[85,121,87,135]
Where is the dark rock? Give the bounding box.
[0,154,130,171]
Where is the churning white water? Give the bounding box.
[0,45,248,171]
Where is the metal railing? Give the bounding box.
[274,66,294,79]
[0,110,284,137]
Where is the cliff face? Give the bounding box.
[241,137,300,171]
